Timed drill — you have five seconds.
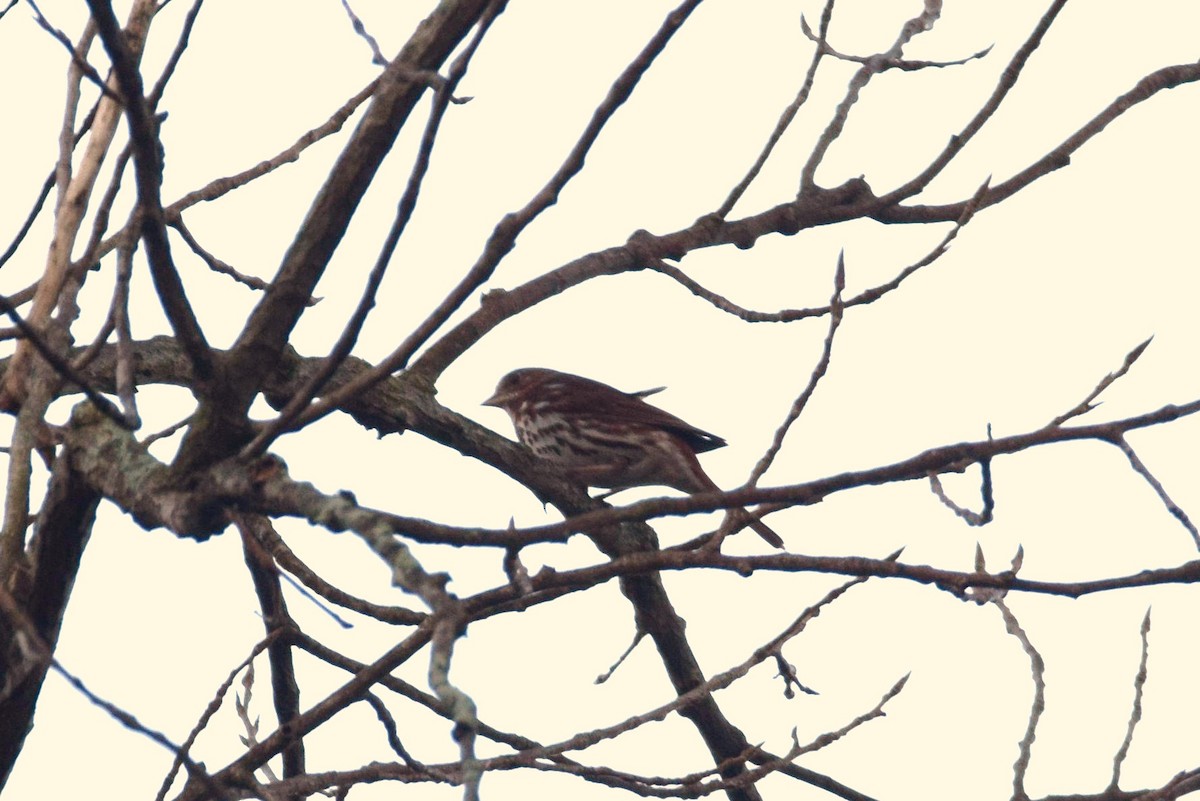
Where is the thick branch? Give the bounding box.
[0,450,99,789]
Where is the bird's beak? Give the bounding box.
[481,389,510,408]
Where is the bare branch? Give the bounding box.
[26,0,117,98]
[793,673,909,756]
[233,663,280,784]
[928,425,994,526]
[1109,609,1152,791]
[995,598,1046,801]
[595,630,647,685]
[647,258,786,322]
[252,522,423,625]
[237,515,306,779]
[974,60,1200,214]
[0,173,54,273]
[145,0,206,108]
[1049,337,1154,427]
[1112,437,1200,549]
[0,93,103,273]
[361,692,429,769]
[164,78,379,216]
[745,252,845,487]
[801,12,991,71]
[72,142,133,276]
[339,0,389,66]
[153,633,282,801]
[169,215,314,302]
[177,0,507,482]
[449,397,1200,550]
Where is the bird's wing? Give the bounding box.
[547,375,728,453]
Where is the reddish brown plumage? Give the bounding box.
[483,367,784,548]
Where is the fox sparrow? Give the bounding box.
[483,367,784,548]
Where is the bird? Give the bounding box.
[483,367,783,548]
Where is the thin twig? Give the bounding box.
[0,77,100,271]
[1109,608,1152,791]
[874,59,1200,224]
[801,14,991,71]
[73,116,138,274]
[995,598,1045,801]
[27,0,118,98]
[1048,336,1153,427]
[647,260,788,322]
[704,251,846,548]
[234,662,280,783]
[1112,436,1200,549]
[170,215,317,301]
[145,0,206,109]
[746,252,845,487]
[252,522,422,625]
[0,172,54,272]
[162,78,379,217]
[792,673,909,756]
[68,305,116,371]
[595,630,647,685]
[140,414,192,447]
[362,692,430,770]
[154,633,281,801]
[928,465,994,526]
[928,424,994,526]
[339,0,388,66]
[289,631,523,783]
